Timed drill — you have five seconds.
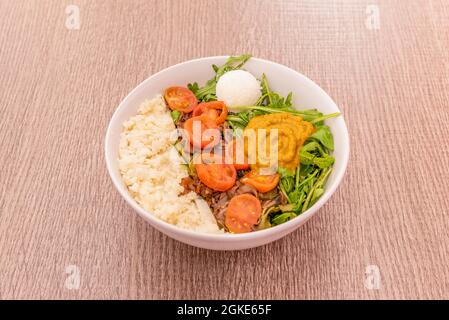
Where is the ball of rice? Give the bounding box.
[216,70,261,112]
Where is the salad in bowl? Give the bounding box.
[105,55,349,249]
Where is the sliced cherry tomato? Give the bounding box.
[195,154,237,191]
[225,139,250,170]
[192,101,228,124]
[240,171,280,193]
[192,102,218,118]
[164,86,197,113]
[225,194,262,233]
[183,115,220,149]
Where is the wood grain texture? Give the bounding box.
[0,0,448,300]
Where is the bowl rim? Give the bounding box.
[105,55,350,241]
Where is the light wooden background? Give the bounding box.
[0,0,448,300]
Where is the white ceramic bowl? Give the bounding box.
[105,56,349,250]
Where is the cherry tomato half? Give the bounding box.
[192,101,228,125]
[225,139,250,170]
[164,86,197,113]
[240,171,280,193]
[195,154,237,191]
[225,194,262,233]
[183,115,220,149]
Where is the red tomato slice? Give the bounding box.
[192,101,228,125]
[193,103,218,119]
[195,154,237,191]
[164,87,197,113]
[240,171,280,193]
[225,139,250,170]
[183,116,220,149]
[225,194,262,233]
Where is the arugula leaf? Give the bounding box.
[278,167,295,179]
[188,54,252,102]
[187,82,199,94]
[226,112,253,131]
[310,112,341,124]
[271,211,297,226]
[170,110,182,125]
[173,140,189,164]
[258,74,293,108]
[256,204,296,229]
[310,188,325,206]
[300,141,335,168]
[312,154,335,168]
[299,142,321,165]
[256,205,278,230]
[301,167,332,212]
[277,167,295,200]
[275,138,335,217]
[310,125,334,151]
[227,106,338,123]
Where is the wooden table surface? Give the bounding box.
[0,0,448,300]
